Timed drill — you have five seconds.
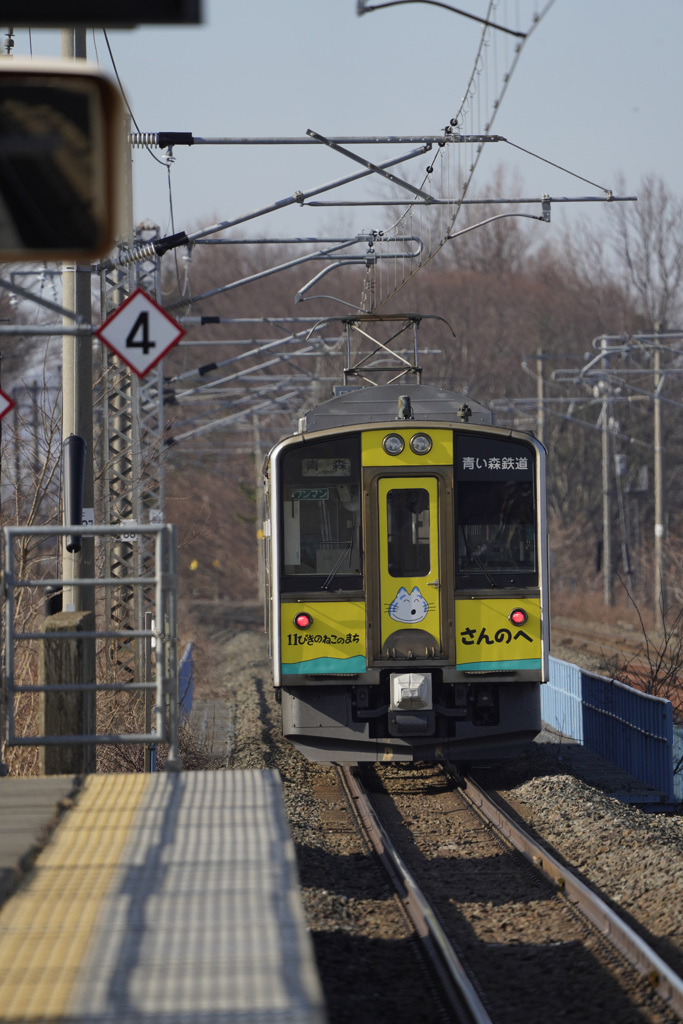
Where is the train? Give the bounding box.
[263,379,549,764]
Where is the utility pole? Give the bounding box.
[60,26,95,769]
[653,322,667,624]
[61,27,94,614]
[253,413,266,607]
[536,349,545,447]
[600,340,614,606]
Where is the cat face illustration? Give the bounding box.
[388,586,429,624]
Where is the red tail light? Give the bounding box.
[294,612,313,629]
[509,608,528,626]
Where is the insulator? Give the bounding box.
[129,133,160,148]
[109,241,159,269]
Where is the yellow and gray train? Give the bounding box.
[264,382,549,764]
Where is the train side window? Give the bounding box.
[386,488,430,577]
[280,436,362,585]
[455,436,537,585]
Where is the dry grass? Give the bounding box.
[551,586,649,632]
[2,632,44,776]
[3,617,224,776]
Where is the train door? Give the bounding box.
[375,476,446,660]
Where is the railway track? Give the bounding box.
[551,615,683,712]
[460,772,683,1018]
[338,762,683,1024]
[551,616,648,668]
[338,764,490,1024]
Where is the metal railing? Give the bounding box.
[2,524,180,770]
[543,657,676,802]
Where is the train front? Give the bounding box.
[265,384,549,764]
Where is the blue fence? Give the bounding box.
[179,642,195,718]
[674,724,683,802]
[175,643,682,798]
[544,657,680,802]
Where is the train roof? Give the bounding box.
[298,382,493,433]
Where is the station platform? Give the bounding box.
[0,770,327,1023]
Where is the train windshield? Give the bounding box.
[280,435,362,588]
[455,436,537,586]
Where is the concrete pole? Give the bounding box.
[601,341,614,606]
[60,26,96,769]
[536,349,545,448]
[61,27,93,612]
[40,611,94,774]
[253,414,266,606]
[653,323,667,625]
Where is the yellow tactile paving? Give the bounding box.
[0,770,327,1024]
[0,773,148,1021]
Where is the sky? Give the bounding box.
[8,0,683,246]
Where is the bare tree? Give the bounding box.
[607,175,683,327]
[441,166,545,277]
[602,582,683,722]
[1,361,63,775]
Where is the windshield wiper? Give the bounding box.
[459,525,498,588]
[321,540,353,591]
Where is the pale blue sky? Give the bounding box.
[9,1,683,240]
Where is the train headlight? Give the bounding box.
[409,432,432,455]
[390,672,433,711]
[509,608,528,626]
[382,433,405,456]
[294,611,313,629]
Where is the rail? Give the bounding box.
[460,774,683,1018]
[2,524,180,770]
[339,765,492,1024]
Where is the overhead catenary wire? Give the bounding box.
[97,143,435,274]
[504,139,614,195]
[357,0,528,37]
[102,30,166,169]
[45,4,634,460]
[369,0,559,310]
[100,26,182,278]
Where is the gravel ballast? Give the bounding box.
[193,623,683,1021]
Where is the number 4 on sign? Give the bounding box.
[128,311,153,355]
[95,287,185,378]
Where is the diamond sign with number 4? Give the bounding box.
[95,287,185,377]
[0,388,15,421]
